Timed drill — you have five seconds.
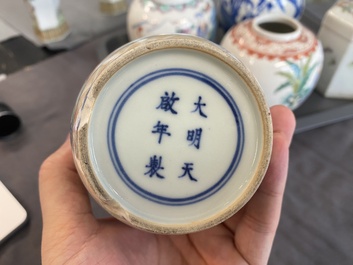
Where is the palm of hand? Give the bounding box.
[43,206,264,265]
[41,166,277,265]
[40,106,295,265]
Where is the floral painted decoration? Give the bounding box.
[275,54,319,108]
[230,20,319,61]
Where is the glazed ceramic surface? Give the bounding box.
[25,0,70,43]
[71,34,272,234]
[317,0,353,99]
[218,0,305,31]
[127,0,217,41]
[99,0,127,15]
[221,14,323,110]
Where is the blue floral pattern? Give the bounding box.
[219,0,305,31]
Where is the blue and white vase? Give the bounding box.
[218,0,305,31]
[127,0,217,41]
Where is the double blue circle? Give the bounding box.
[107,68,244,206]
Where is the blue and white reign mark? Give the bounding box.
[107,68,245,206]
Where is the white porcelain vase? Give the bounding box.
[221,14,324,110]
[24,0,70,43]
[127,0,217,41]
[317,0,353,99]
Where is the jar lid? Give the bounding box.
[71,34,272,234]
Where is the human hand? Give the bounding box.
[39,105,295,265]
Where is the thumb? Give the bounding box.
[39,136,93,227]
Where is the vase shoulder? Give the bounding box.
[228,19,319,61]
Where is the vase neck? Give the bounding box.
[252,14,301,42]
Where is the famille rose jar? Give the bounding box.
[218,0,305,31]
[316,0,353,99]
[221,14,324,110]
[127,0,217,41]
[71,34,272,234]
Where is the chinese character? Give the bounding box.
[178,162,197,182]
[151,120,171,144]
[187,128,203,149]
[144,155,165,179]
[156,91,180,114]
[192,96,207,118]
